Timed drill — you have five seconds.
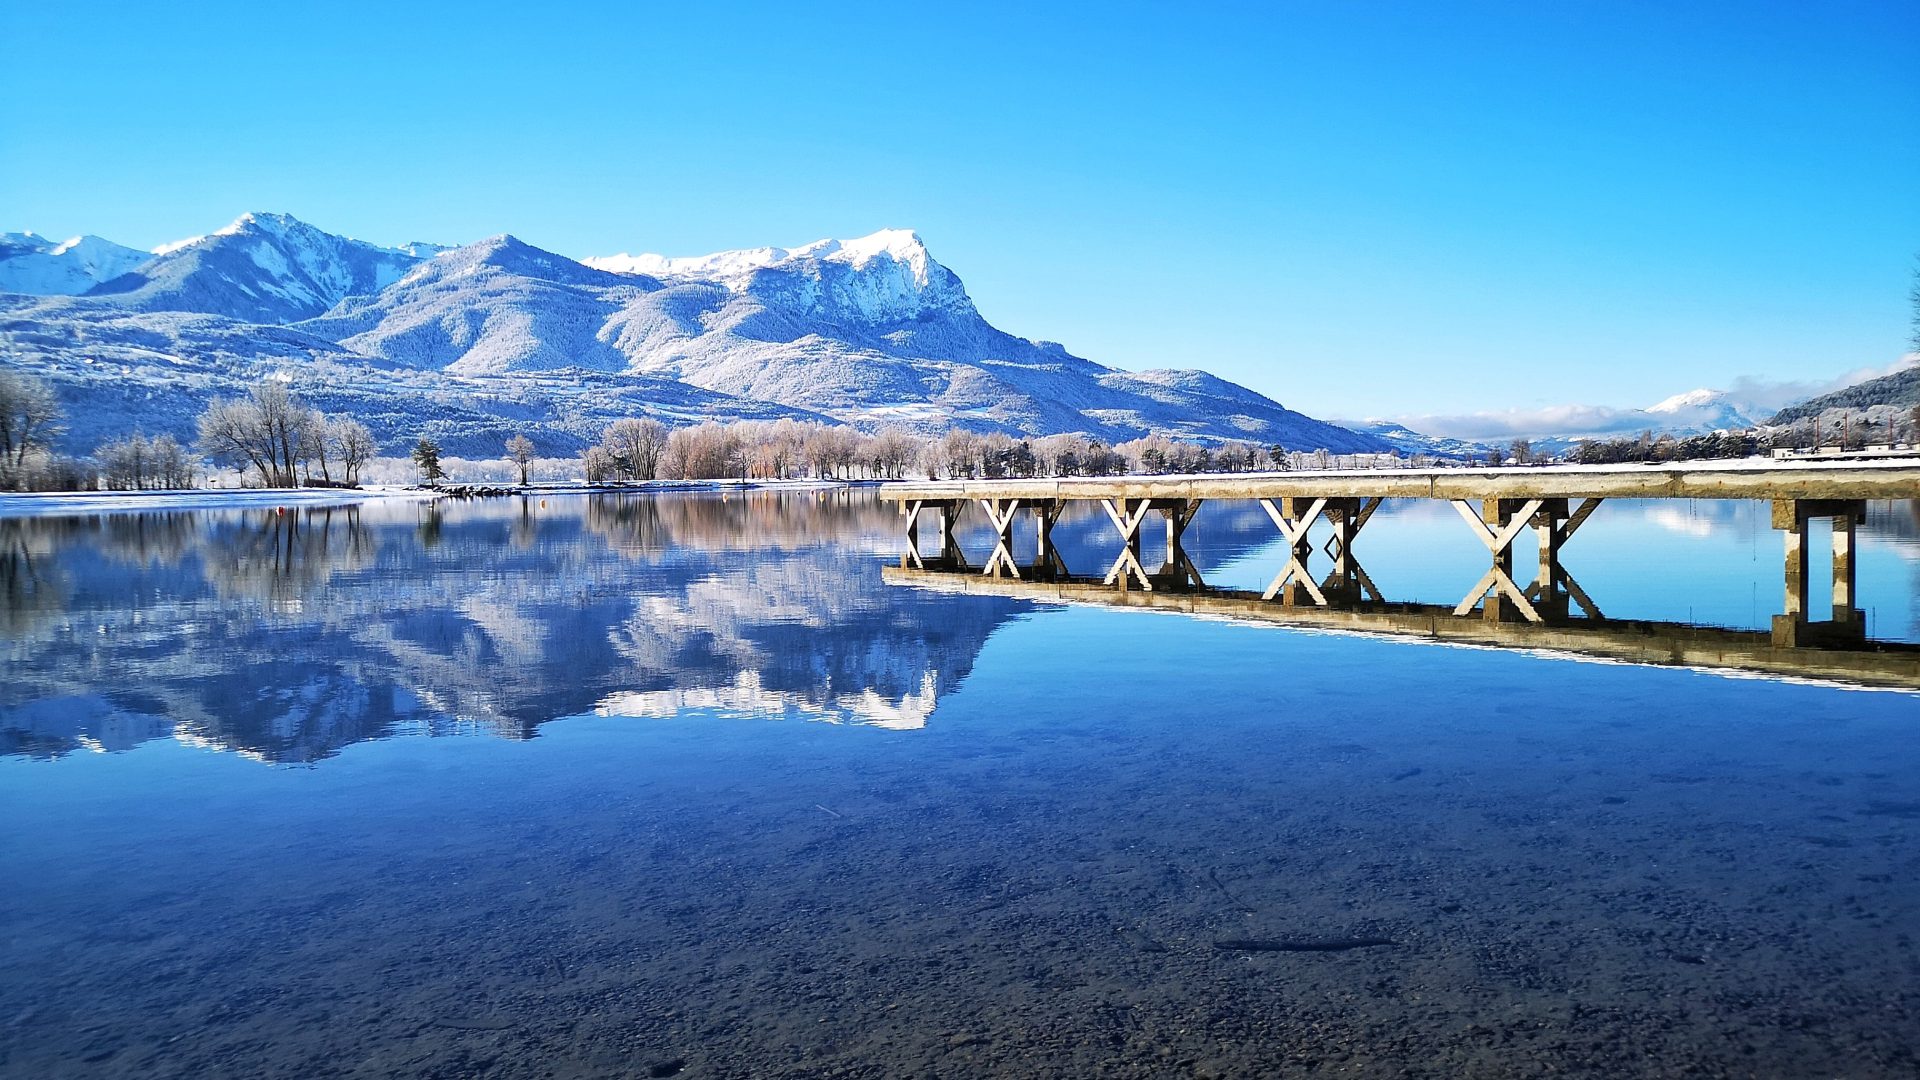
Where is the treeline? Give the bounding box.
[1571,431,1763,464]
[574,418,1412,482]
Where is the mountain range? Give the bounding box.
[0,213,1390,458]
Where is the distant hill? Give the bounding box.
[1769,365,1920,424]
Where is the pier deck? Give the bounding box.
[882,461,1920,504]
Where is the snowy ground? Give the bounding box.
[0,486,440,518]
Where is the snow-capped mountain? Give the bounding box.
[0,232,151,295]
[1644,388,1762,433]
[1,213,1392,456]
[331,228,1383,448]
[85,212,430,324]
[586,229,970,325]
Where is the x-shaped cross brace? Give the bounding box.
[1264,553,1328,605]
[1454,564,1544,621]
[1259,497,1327,551]
[978,498,1025,579]
[1101,498,1157,589]
[1451,498,1546,622]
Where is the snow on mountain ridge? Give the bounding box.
[0,232,152,296]
[587,228,931,281]
[1647,387,1726,413]
[81,212,434,324]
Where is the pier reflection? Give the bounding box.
[887,517,1920,691]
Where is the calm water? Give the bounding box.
[3,492,1918,1078]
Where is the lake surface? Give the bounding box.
[3,491,1918,1077]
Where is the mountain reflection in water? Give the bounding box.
[0,493,1057,761]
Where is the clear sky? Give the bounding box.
[4,1,1915,424]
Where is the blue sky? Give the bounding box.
[4,1,1915,424]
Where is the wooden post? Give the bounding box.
[1833,510,1856,623]
[1772,499,1809,646]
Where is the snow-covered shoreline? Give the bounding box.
[0,486,442,518]
[0,479,872,518]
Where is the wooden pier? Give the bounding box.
[881,463,1920,650]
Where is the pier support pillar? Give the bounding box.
[1318,498,1382,604]
[1771,499,1867,647]
[1035,500,1067,578]
[901,500,969,572]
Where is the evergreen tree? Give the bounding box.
[412,437,445,485]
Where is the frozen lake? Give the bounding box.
[2,491,1917,1076]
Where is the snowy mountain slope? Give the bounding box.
[85,212,431,324]
[0,294,827,457]
[1769,365,1920,423]
[303,235,649,375]
[4,214,1392,454]
[333,229,1386,449]
[0,232,152,295]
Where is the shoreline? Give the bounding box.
[0,479,880,518]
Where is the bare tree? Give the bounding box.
[663,422,745,479]
[299,413,331,483]
[868,426,919,479]
[505,434,536,485]
[97,432,194,490]
[581,445,617,483]
[328,418,376,485]
[0,370,64,489]
[194,381,314,487]
[602,418,668,481]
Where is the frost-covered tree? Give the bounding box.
[601,418,667,481]
[868,426,919,480]
[505,434,536,485]
[0,370,64,490]
[581,445,617,483]
[328,418,376,485]
[195,381,313,487]
[97,432,194,491]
